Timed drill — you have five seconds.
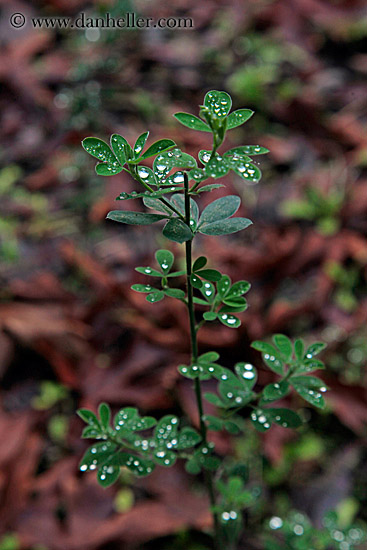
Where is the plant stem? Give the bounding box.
[183,173,222,550]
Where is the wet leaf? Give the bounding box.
[218,313,241,328]
[163,218,193,243]
[273,334,293,361]
[134,131,149,156]
[193,256,207,271]
[107,211,167,225]
[200,196,241,225]
[290,376,327,409]
[199,218,252,236]
[204,90,232,118]
[133,139,176,162]
[146,290,165,303]
[155,249,174,273]
[227,109,254,129]
[174,112,211,132]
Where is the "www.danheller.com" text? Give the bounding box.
[10,12,194,30]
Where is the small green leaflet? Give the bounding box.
[199,196,241,225]
[290,376,327,409]
[204,90,232,118]
[173,113,211,132]
[106,211,168,225]
[163,218,193,243]
[273,334,293,362]
[155,249,174,273]
[226,109,254,129]
[199,218,252,236]
[134,131,149,156]
[130,139,176,163]
[82,137,123,176]
[111,134,131,163]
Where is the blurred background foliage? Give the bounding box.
[0,0,367,548]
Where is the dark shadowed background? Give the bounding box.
[1,0,367,549]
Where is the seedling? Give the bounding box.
[78,90,328,549]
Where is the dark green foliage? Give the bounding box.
[80,90,329,550]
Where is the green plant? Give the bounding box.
[265,509,366,550]
[281,184,345,236]
[78,90,329,549]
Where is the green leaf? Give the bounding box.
[114,408,157,432]
[164,288,185,299]
[228,145,269,156]
[234,363,257,389]
[197,184,225,193]
[273,334,293,361]
[95,163,123,176]
[304,342,326,359]
[263,381,289,402]
[205,415,224,431]
[98,403,111,430]
[142,196,173,214]
[97,455,121,487]
[119,453,155,477]
[290,376,327,409]
[294,339,305,361]
[251,341,285,375]
[297,358,325,373]
[204,156,230,178]
[107,211,167,225]
[200,196,240,225]
[218,313,241,328]
[78,409,101,428]
[146,290,165,303]
[204,392,226,407]
[136,166,157,186]
[219,380,252,407]
[134,131,149,156]
[174,112,211,132]
[81,426,101,438]
[198,150,212,164]
[199,218,252,236]
[196,268,222,282]
[179,363,211,380]
[250,409,272,432]
[176,427,202,449]
[198,351,220,363]
[200,281,216,302]
[269,408,303,428]
[193,297,211,306]
[111,134,131,163]
[226,281,251,299]
[217,275,231,299]
[193,256,207,271]
[82,137,119,164]
[191,274,203,289]
[155,249,174,273]
[134,139,176,162]
[203,311,217,321]
[79,441,117,472]
[188,168,207,184]
[135,266,163,277]
[229,159,262,183]
[170,194,199,224]
[153,149,197,184]
[227,109,254,129]
[204,90,232,118]
[222,296,247,309]
[163,218,193,243]
[131,284,157,293]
